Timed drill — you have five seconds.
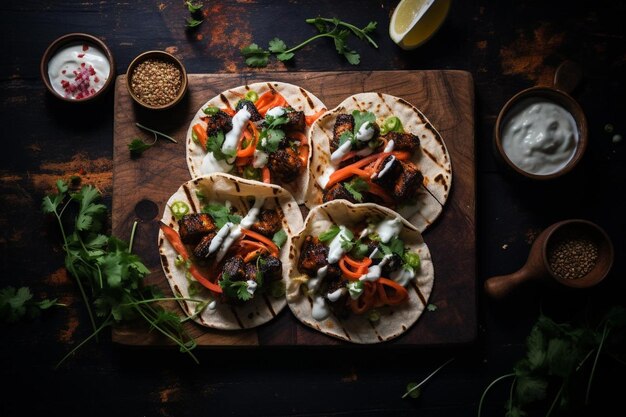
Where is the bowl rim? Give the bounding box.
[540,219,614,288]
[125,50,188,111]
[40,32,116,103]
[493,86,588,180]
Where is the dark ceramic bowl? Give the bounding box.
[40,33,115,102]
[126,50,188,111]
[493,62,588,180]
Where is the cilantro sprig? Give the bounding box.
[478,307,626,416]
[127,123,177,158]
[241,17,378,67]
[0,286,63,323]
[43,180,205,367]
[344,177,369,202]
[184,1,204,28]
[218,273,253,301]
[202,203,241,229]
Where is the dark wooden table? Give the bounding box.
[1,1,625,416]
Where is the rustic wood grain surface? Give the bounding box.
[1,1,625,416]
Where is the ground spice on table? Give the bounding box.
[130,59,182,106]
[547,233,599,280]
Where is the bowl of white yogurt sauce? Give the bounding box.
[40,33,115,102]
[494,62,588,180]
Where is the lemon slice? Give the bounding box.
[389,0,451,50]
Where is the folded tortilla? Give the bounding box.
[305,92,452,232]
[186,81,327,204]
[158,173,304,330]
[286,200,435,343]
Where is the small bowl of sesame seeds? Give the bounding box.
[126,50,188,110]
[544,219,614,289]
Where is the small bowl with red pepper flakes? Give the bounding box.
[40,33,115,102]
[126,50,188,110]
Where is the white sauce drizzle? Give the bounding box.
[211,197,266,262]
[330,140,352,164]
[307,265,328,293]
[252,149,269,168]
[266,106,286,117]
[327,226,352,263]
[200,152,231,175]
[246,280,258,295]
[312,296,331,321]
[391,267,415,287]
[378,156,396,178]
[327,288,346,302]
[208,221,233,255]
[222,106,252,157]
[383,139,395,153]
[359,254,393,282]
[375,218,402,243]
[355,122,375,142]
[208,300,217,310]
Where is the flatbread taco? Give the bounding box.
[286,200,435,343]
[306,92,452,232]
[187,81,327,204]
[158,173,303,330]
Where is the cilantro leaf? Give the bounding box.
[185,0,203,13]
[352,110,377,135]
[72,186,107,232]
[426,303,438,312]
[185,17,203,28]
[339,131,356,146]
[514,376,548,404]
[268,37,288,53]
[218,273,253,301]
[378,237,404,257]
[350,241,369,259]
[203,203,241,229]
[257,128,285,153]
[128,138,153,157]
[276,52,295,62]
[237,284,253,301]
[206,131,235,161]
[319,225,340,243]
[0,286,59,323]
[344,177,369,201]
[56,179,69,194]
[272,229,288,248]
[241,43,270,67]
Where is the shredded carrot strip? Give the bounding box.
[343,255,372,269]
[243,248,266,263]
[339,258,363,280]
[241,228,279,255]
[193,123,208,151]
[326,151,412,189]
[262,166,271,184]
[255,90,288,116]
[222,107,236,116]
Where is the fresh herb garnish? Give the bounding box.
[378,237,405,257]
[344,177,369,202]
[350,240,370,259]
[426,303,438,312]
[241,43,271,67]
[272,229,288,248]
[352,110,376,135]
[0,286,63,323]
[319,225,340,243]
[42,180,204,366]
[241,17,378,67]
[184,1,204,28]
[218,273,253,301]
[478,308,626,417]
[206,131,236,161]
[203,203,241,229]
[257,128,285,154]
[128,123,177,158]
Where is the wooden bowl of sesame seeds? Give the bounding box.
[126,50,188,110]
[484,219,614,299]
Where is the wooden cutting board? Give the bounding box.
[111,71,475,346]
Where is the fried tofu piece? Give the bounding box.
[192,232,217,259]
[205,110,233,138]
[392,161,424,200]
[382,131,421,153]
[222,255,246,281]
[268,147,302,183]
[323,183,359,204]
[371,155,402,189]
[331,114,354,152]
[236,99,263,122]
[284,110,305,132]
[258,255,282,282]
[298,236,329,276]
[250,209,281,238]
[178,214,217,244]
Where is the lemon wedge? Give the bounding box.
[389,0,451,50]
